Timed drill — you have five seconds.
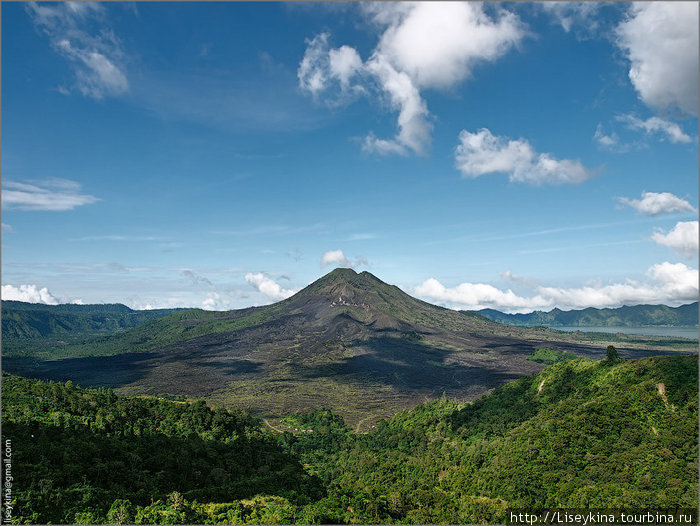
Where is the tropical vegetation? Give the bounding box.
[3,353,697,524]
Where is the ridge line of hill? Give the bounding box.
[468,301,698,328]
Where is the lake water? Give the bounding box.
[551,325,699,340]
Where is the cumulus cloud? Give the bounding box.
[618,115,692,144]
[415,262,699,313]
[371,2,523,90]
[298,2,524,155]
[616,2,699,116]
[415,278,550,312]
[202,292,230,311]
[646,262,698,297]
[321,249,350,267]
[593,124,620,149]
[592,124,634,153]
[651,221,699,258]
[298,33,365,104]
[245,273,297,302]
[362,56,432,155]
[320,249,368,269]
[617,191,696,216]
[27,1,129,99]
[1,284,60,305]
[455,128,592,185]
[2,179,99,211]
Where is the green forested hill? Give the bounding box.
[1,374,323,524]
[1,301,189,357]
[312,354,698,522]
[471,302,699,328]
[2,353,697,524]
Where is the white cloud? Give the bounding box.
[298,33,331,96]
[2,223,13,233]
[541,2,604,35]
[321,249,351,267]
[57,39,128,99]
[1,284,60,305]
[372,2,523,90]
[455,128,592,185]
[347,233,377,241]
[593,123,628,152]
[2,179,99,211]
[616,2,699,116]
[329,45,364,90]
[298,33,365,104]
[299,2,524,156]
[27,1,129,99]
[618,115,692,144]
[646,262,698,297]
[499,269,538,286]
[415,278,550,312]
[651,221,699,258]
[202,292,230,311]
[362,56,432,155]
[618,191,696,216]
[131,297,191,311]
[245,272,297,301]
[320,249,368,269]
[415,262,699,313]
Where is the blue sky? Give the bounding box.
[2,1,698,313]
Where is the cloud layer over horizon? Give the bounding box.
[415,261,698,314]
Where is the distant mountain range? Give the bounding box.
[4,268,694,427]
[469,302,698,328]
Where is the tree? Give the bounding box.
[106,499,135,524]
[606,345,619,364]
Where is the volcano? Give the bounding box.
[4,268,681,427]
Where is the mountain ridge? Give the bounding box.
[1,300,186,346]
[470,301,699,328]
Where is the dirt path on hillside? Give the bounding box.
[263,419,284,433]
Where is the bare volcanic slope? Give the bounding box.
[4,269,691,427]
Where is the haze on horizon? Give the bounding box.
[1,2,698,315]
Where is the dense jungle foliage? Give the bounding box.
[2,353,697,524]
